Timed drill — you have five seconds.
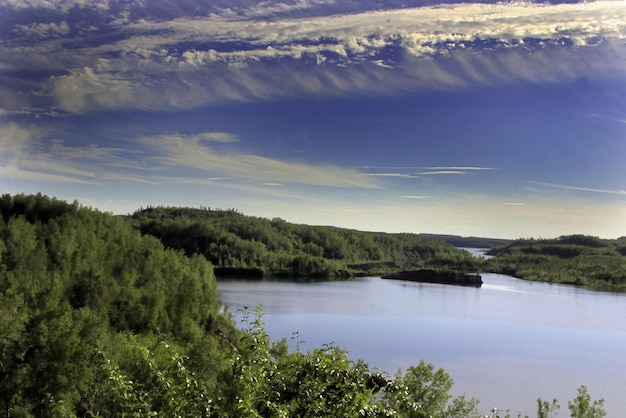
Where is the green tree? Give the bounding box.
[385,360,479,418]
[568,386,605,418]
[537,398,560,418]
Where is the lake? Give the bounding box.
[217,273,626,417]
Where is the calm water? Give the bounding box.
[217,273,626,417]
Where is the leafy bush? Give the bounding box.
[0,194,609,417]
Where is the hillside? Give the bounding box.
[0,193,482,416]
[0,194,610,416]
[130,206,481,278]
[485,235,626,288]
[0,193,237,416]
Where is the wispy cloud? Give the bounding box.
[416,166,499,179]
[528,181,626,196]
[14,21,71,39]
[0,165,98,185]
[135,1,626,65]
[587,113,626,124]
[421,166,496,171]
[0,122,48,158]
[2,0,111,12]
[0,122,141,184]
[51,67,135,113]
[2,0,625,113]
[366,173,420,179]
[401,195,429,199]
[212,0,338,20]
[0,121,379,189]
[419,170,466,175]
[196,132,240,142]
[141,133,378,189]
[205,177,232,182]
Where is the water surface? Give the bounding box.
[218,273,626,417]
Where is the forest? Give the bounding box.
[0,193,610,417]
[130,206,480,278]
[130,205,626,289]
[485,235,626,289]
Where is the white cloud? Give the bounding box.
[0,122,143,184]
[0,123,100,183]
[51,67,135,112]
[422,166,496,171]
[196,132,240,142]
[401,195,429,199]
[143,1,626,63]
[0,122,48,161]
[2,0,110,12]
[3,0,626,113]
[205,0,338,20]
[42,38,625,113]
[14,21,71,39]
[588,113,626,124]
[528,181,626,196]
[140,133,378,188]
[0,165,97,184]
[366,173,420,179]
[420,170,466,175]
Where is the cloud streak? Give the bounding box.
[419,170,466,175]
[529,181,626,197]
[141,133,378,188]
[1,0,625,113]
[401,195,429,199]
[128,1,626,65]
[0,122,143,184]
[366,173,420,179]
[0,122,380,189]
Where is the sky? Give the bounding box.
[1,0,625,239]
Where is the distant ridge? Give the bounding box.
[419,233,510,249]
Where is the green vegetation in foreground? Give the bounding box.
[130,206,480,278]
[0,194,610,416]
[485,235,626,289]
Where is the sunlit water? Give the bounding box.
[217,273,626,417]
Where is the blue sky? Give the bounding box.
[1,0,625,239]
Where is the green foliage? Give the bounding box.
[419,233,511,249]
[224,307,404,417]
[0,194,612,417]
[567,386,606,418]
[483,388,604,418]
[0,194,222,416]
[94,337,214,418]
[384,361,480,418]
[131,206,481,278]
[486,235,626,288]
[537,398,560,418]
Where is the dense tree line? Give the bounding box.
[0,194,608,416]
[419,234,510,250]
[0,193,233,416]
[485,235,626,288]
[130,206,480,278]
